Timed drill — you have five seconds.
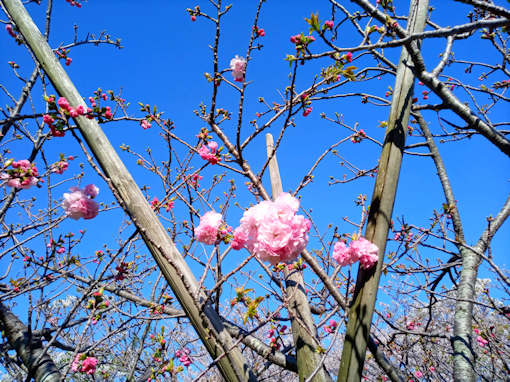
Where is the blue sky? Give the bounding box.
[1,0,509,374]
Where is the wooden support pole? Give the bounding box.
[337,1,429,380]
[266,134,331,382]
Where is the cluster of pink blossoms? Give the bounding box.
[230,55,247,82]
[198,141,220,165]
[56,47,73,66]
[62,184,99,220]
[194,211,228,245]
[323,319,338,334]
[231,193,310,265]
[71,354,97,375]
[5,24,17,38]
[1,159,39,189]
[332,237,379,269]
[43,96,88,137]
[175,348,192,367]
[51,154,74,175]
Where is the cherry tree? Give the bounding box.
[0,0,509,381]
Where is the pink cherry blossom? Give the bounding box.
[43,114,55,126]
[141,119,151,129]
[1,160,39,189]
[151,197,160,211]
[345,52,353,63]
[75,105,86,115]
[62,185,99,220]
[198,141,220,165]
[324,20,334,29]
[195,211,222,245]
[72,354,97,375]
[230,193,310,264]
[332,237,378,269]
[103,106,113,119]
[231,227,248,250]
[303,107,313,117]
[83,184,99,198]
[476,335,488,347]
[5,24,17,38]
[351,237,379,269]
[69,108,78,118]
[81,357,97,375]
[57,97,70,111]
[52,160,69,174]
[333,241,358,266]
[230,55,247,82]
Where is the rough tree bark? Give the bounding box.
[0,302,62,382]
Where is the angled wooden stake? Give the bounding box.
[3,1,256,380]
[266,134,331,382]
[337,1,429,380]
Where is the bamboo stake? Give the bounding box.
[2,1,256,380]
[266,134,331,382]
[337,1,429,380]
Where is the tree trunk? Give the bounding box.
[0,302,62,382]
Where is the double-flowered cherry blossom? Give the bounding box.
[230,55,247,82]
[231,193,310,265]
[71,354,97,375]
[198,141,220,165]
[332,236,378,269]
[62,184,99,220]
[194,211,223,245]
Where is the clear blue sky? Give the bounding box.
[1,0,509,369]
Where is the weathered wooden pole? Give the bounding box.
[2,1,256,380]
[266,134,331,382]
[337,1,429,380]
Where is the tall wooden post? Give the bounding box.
[266,134,331,382]
[337,1,429,380]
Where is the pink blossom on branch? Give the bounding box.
[62,185,99,220]
[231,193,310,265]
[1,159,39,189]
[198,141,220,165]
[333,237,378,269]
[303,107,313,117]
[230,55,247,82]
[332,241,355,267]
[140,119,151,129]
[5,24,17,38]
[83,183,99,198]
[71,354,97,375]
[80,357,98,374]
[51,160,68,175]
[195,211,222,245]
